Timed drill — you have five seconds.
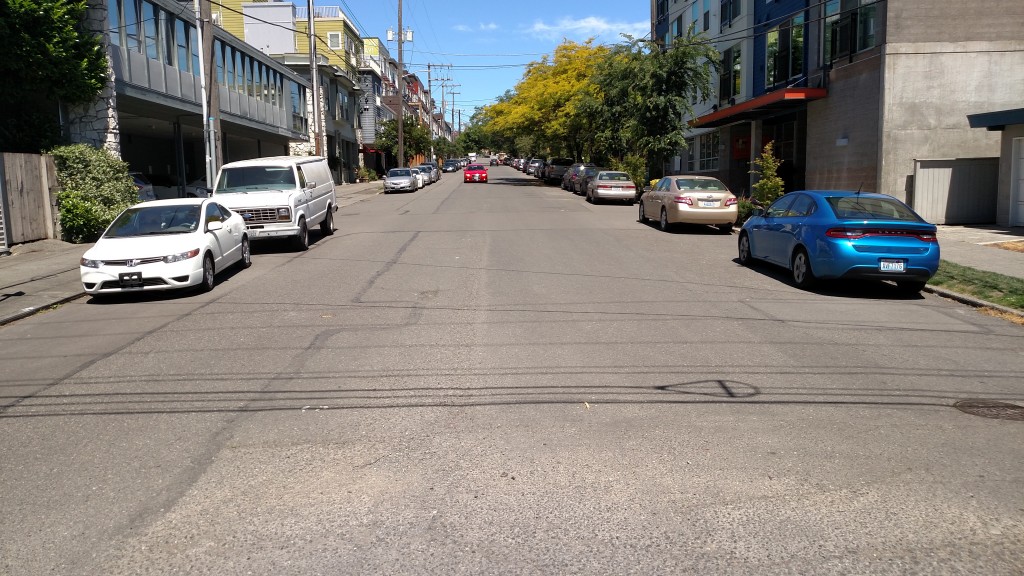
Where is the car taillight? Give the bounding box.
[724,197,738,206]
[826,228,938,242]
[673,196,693,205]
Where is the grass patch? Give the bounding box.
[993,240,1024,254]
[928,260,1024,311]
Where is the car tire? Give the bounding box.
[718,223,733,234]
[320,206,335,236]
[896,280,926,294]
[737,232,752,265]
[659,208,671,232]
[199,253,215,292]
[293,217,309,251]
[238,236,252,269]
[791,248,816,289]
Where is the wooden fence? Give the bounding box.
[0,153,60,248]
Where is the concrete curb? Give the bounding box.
[0,292,85,327]
[923,284,1024,320]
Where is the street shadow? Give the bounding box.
[637,219,734,236]
[732,258,927,300]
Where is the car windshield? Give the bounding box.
[388,169,412,177]
[216,166,296,193]
[599,172,632,181]
[826,196,924,222]
[104,205,201,238]
[674,178,727,191]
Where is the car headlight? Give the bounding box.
[81,258,101,268]
[277,207,290,221]
[163,248,201,263]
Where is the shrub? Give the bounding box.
[609,153,647,190]
[736,198,757,225]
[49,144,136,243]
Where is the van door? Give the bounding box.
[295,165,313,225]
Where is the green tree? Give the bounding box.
[0,0,107,151]
[750,141,785,204]
[377,116,431,165]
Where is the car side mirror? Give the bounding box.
[207,220,224,232]
[643,186,652,193]
[306,181,316,189]
[751,207,765,217]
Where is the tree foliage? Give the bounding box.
[0,0,107,151]
[376,116,431,165]
[750,141,785,204]
[477,33,718,179]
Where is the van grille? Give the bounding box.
[240,207,285,224]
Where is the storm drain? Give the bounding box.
[954,399,1024,421]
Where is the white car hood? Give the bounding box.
[84,234,202,260]
[213,190,296,210]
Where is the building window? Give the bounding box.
[328,32,342,50]
[720,0,741,31]
[824,0,877,63]
[123,0,140,52]
[224,45,234,90]
[719,44,741,104]
[160,10,172,65]
[691,1,699,27]
[190,25,199,76]
[699,131,719,171]
[108,0,121,47]
[175,18,189,73]
[142,1,158,60]
[765,14,804,88]
[685,137,695,171]
[703,0,710,31]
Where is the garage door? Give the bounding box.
[912,158,999,224]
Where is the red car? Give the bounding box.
[464,164,488,183]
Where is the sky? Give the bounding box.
[329,0,651,127]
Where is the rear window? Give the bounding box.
[599,172,632,181]
[549,158,574,166]
[674,178,727,191]
[825,196,923,222]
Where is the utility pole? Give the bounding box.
[307,0,322,155]
[426,63,432,162]
[396,0,404,167]
[193,0,214,188]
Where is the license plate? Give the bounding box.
[613,187,622,191]
[879,259,905,272]
[119,271,143,288]
[699,200,717,207]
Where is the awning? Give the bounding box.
[691,88,828,128]
[967,108,1024,132]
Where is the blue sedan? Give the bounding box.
[737,191,940,293]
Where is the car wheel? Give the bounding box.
[718,223,733,234]
[737,232,752,265]
[659,208,671,232]
[238,236,252,269]
[638,202,648,223]
[896,280,926,294]
[293,217,309,251]
[791,248,816,289]
[199,253,215,292]
[320,206,335,236]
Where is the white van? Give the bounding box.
[211,156,336,250]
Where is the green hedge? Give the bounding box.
[49,144,137,243]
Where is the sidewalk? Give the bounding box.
[1,203,1021,326]
[0,180,382,325]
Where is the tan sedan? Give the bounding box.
[638,175,738,233]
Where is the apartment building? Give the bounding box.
[70,0,309,192]
[653,0,1024,224]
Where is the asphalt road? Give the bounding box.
[1,165,1022,575]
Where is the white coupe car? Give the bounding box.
[80,198,251,295]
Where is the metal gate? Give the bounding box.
[912,158,999,224]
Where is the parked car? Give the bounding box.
[211,156,336,251]
[490,158,498,166]
[410,166,427,188]
[383,168,419,193]
[464,164,488,183]
[638,175,737,233]
[526,158,544,175]
[585,171,637,204]
[79,198,250,295]
[572,165,603,195]
[738,190,940,293]
[130,172,156,202]
[543,157,574,184]
[442,160,460,173]
[151,175,211,199]
[418,162,439,183]
[562,162,595,191]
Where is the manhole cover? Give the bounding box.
[954,399,1024,421]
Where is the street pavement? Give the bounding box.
[0,180,1022,326]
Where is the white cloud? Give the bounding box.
[453,24,471,32]
[527,16,648,42]
[480,22,499,31]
